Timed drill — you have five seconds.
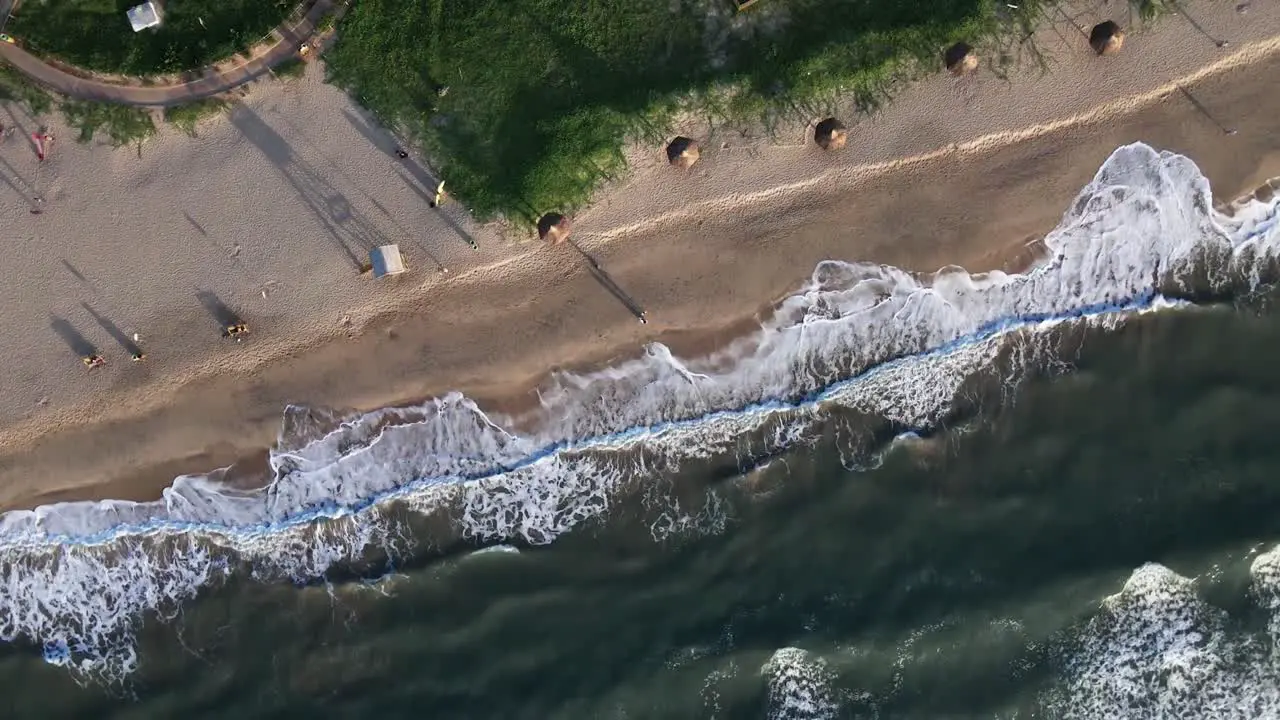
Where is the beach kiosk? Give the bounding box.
[369,244,406,278]
[126,1,162,32]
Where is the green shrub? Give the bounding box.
[61,100,156,146]
[163,98,228,137]
[274,57,307,80]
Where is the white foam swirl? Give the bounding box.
[0,143,1278,683]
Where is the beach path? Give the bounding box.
[0,0,336,106]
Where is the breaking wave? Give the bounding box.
[1040,557,1280,719]
[745,551,1280,719]
[761,647,839,719]
[0,143,1278,683]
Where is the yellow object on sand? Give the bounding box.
[434,181,446,206]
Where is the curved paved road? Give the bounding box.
[0,0,335,107]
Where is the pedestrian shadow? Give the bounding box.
[2,105,40,158]
[0,154,39,210]
[272,113,455,268]
[183,211,208,236]
[395,171,480,251]
[567,241,646,323]
[339,108,479,253]
[196,290,244,332]
[49,316,97,358]
[229,104,385,271]
[81,303,143,357]
[60,259,89,284]
[341,107,442,190]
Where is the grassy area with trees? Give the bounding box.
[7,0,295,75]
[0,64,53,115]
[323,0,1051,222]
[61,101,157,146]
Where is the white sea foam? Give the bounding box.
[761,647,839,720]
[1,142,1279,683]
[1041,560,1280,719]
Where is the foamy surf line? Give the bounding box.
[2,143,1280,683]
[0,292,1164,550]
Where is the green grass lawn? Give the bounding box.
[163,97,229,136]
[7,0,295,75]
[324,0,1045,222]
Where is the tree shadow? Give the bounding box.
[49,316,97,358]
[229,104,386,271]
[81,303,143,357]
[195,290,243,331]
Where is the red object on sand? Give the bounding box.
[33,132,51,161]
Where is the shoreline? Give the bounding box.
[1,0,1279,513]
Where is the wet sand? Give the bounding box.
[0,0,1277,510]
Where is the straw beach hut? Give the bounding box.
[814,118,847,151]
[944,42,979,75]
[537,213,573,244]
[666,137,700,170]
[1089,21,1125,55]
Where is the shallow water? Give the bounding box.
[3,143,1280,717]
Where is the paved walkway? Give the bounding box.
[0,0,336,107]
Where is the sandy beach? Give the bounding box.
[0,0,1278,511]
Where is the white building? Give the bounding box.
[126,1,162,32]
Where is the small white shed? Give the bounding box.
[369,245,406,278]
[127,1,162,32]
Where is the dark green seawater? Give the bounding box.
[6,293,1280,718]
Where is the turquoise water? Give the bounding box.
[2,144,1280,717]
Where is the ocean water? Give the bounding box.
[2,142,1280,717]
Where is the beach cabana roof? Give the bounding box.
[126,1,162,32]
[370,245,406,278]
[944,42,979,75]
[1089,21,1125,55]
[538,213,573,244]
[666,137,700,170]
[814,118,847,151]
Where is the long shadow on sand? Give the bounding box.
[196,290,244,333]
[340,107,479,252]
[49,316,97,358]
[566,240,646,323]
[82,303,144,357]
[229,105,387,271]
[341,107,440,191]
[272,114,455,267]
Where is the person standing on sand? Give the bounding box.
[33,132,52,161]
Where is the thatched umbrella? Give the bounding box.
[1089,21,1125,55]
[943,42,978,76]
[814,118,847,151]
[537,213,573,244]
[1256,181,1276,205]
[666,136,700,169]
